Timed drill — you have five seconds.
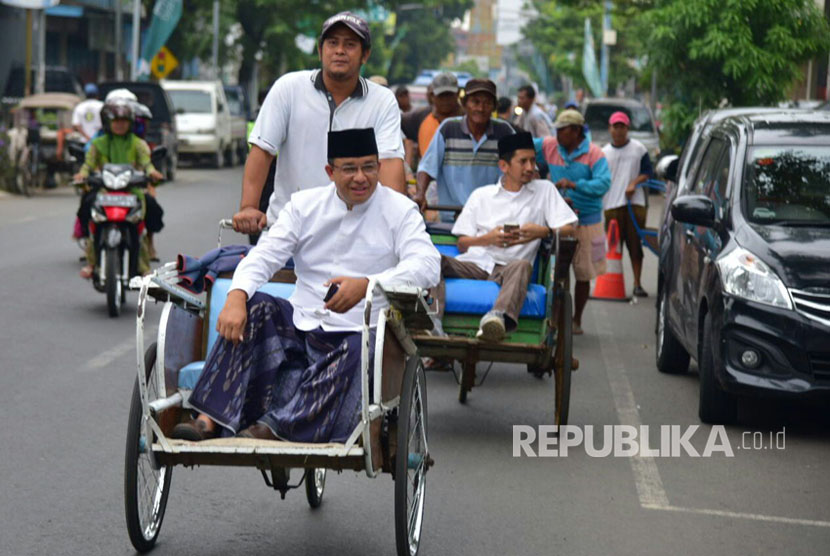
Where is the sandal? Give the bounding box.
[79,265,93,280]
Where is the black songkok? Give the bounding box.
[327,128,378,159]
[498,131,535,158]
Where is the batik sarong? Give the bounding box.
[188,292,373,443]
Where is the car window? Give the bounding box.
[680,125,708,188]
[168,90,212,114]
[708,148,732,219]
[744,145,830,224]
[691,137,726,195]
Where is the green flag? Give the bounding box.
[582,18,603,98]
[137,0,183,80]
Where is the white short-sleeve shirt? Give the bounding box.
[451,179,578,274]
[71,99,103,138]
[249,70,405,224]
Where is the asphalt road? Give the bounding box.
[1,168,829,556]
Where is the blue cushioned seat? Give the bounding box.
[433,243,547,316]
[177,278,296,389]
[444,279,547,318]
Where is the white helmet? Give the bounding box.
[105,88,138,103]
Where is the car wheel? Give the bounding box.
[212,144,224,169]
[224,143,236,167]
[166,153,177,181]
[656,286,690,374]
[698,311,737,424]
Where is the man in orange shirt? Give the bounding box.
[417,72,462,157]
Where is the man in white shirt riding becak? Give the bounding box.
[434,132,578,342]
[172,128,440,443]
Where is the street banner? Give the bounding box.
[137,0,183,80]
[582,18,603,98]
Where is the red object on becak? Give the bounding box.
[592,219,630,300]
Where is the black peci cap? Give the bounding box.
[498,132,535,158]
[328,128,378,159]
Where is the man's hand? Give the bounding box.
[509,223,549,246]
[148,169,164,182]
[625,181,638,198]
[72,172,85,183]
[478,226,519,247]
[233,206,267,234]
[324,276,370,313]
[556,178,576,190]
[216,290,248,345]
[411,190,427,212]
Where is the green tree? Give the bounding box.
[644,0,830,146]
[522,0,644,94]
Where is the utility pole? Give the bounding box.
[600,0,612,97]
[115,0,123,80]
[24,9,32,96]
[130,0,140,80]
[212,0,219,80]
[36,9,45,94]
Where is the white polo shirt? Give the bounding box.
[249,69,405,224]
[230,183,440,332]
[451,178,578,274]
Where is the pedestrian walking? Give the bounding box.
[535,109,611,334]
[601,111,653,297]
[515,85,552,138]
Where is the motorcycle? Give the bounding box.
[80,147,167,317]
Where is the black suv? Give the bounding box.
[656,110,830,424]
[98,81,179,181]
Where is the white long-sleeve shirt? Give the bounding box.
[231,183,441,332]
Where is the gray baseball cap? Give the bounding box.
[320,12,371,48]
[431,72,459,95]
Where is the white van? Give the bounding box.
[161,80,244,168]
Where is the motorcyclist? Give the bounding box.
[73,98,163,279]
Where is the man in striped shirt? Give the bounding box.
[413,79,515,213]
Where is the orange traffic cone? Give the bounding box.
[592,219,629,301]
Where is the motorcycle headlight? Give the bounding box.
[103,169,131,190]
[716,246,792,309]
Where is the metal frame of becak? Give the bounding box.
[125,256,434,555]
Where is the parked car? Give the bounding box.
[223,84,251,163]
[162,80,243,168]
[583,98,661,161]
[2,65,83,118]
[655,110,830,424]
[98,81,179,181]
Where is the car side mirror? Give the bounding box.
[656,154,679,182]
[671,195,715,228]
[150,146,168,166]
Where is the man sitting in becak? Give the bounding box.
[434,132,577,342]
[171,128,440,442]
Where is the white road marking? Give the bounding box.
[592,303,830,528]
[593,303,670,507]
[83,327,156,371]
[642,504,830,528]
